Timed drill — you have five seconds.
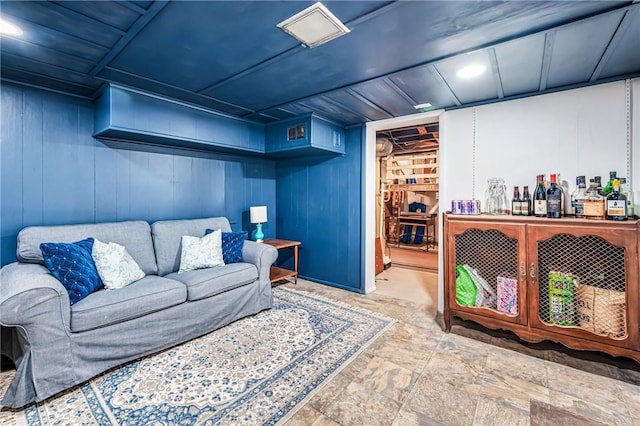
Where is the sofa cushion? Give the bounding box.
[205,229,247,264]
[166,262,258,301]
[70,275,186,332]
[92,239,146,289]
[179,230,224,273]
[40,238,103,305]
[152,217,232,276]
[18,221,158,275]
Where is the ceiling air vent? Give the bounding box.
[287,124,306,141]
[277,2,350,48]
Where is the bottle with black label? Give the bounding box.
[546,173,562,218]
[533,174,547,217]
[606,179,627,221]
[521,186,531,216]
[511,186,521,215]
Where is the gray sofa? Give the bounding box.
[0,216,278,408]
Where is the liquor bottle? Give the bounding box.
[594,176,605,197]
[603,171,617,195]
[521,186,532,216]
[606,179,627,221]
[620,177,635,217]
[546,173,562,219]
[533,174,547,217]
[570,176,579,216]
[511,186,521,215]
[572,176,586,218]
[583,180,606,220]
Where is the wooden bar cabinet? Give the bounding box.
[443,213,640,362]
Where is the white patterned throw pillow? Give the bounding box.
[179,229,224,273]
[91,239,146,289]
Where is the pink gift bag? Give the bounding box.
[497,276,518,315]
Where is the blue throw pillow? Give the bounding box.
[40,238,103,305]
[205,229,247,264]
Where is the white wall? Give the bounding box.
[439,79,639,312]
[632,79,640,211]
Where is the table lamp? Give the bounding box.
[250,206,267,243]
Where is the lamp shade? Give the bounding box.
[250,206,267,224]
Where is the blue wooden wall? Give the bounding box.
[0,83,276,266]
[275,126,364,292]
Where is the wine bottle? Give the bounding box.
[521,186,531,216]
[559,174,570,216]
[546,173,562,219]
[533,174,547,217]
[606,179,627,221]
[511,186,521,216]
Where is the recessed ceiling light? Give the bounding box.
[0,18,23,36]
[456,64,486,79]
[277,2,350,48]
[414,102,432,110]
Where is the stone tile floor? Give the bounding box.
[1,266,638,425]
[281,267,640,426]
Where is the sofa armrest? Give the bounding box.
[242,240,278,284]
[0,262,71,331]
[1,262,76,408]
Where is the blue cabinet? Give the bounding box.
[93,86,345,158]
[94,84,265,154]
[265,113,345,157]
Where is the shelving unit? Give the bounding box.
[443,213,640,362]
[383,149,439,251]
[385,150,438,192]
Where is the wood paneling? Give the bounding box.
[1,84,23,262]
[0,83,276,266]
[275,125,363,292]
[22,90,44,225]
[42,92,96,225]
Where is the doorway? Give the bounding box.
[363,110,444,295]
[376,123,439,272]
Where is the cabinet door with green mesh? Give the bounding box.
[528,224,638,347]
[449,221,527,325]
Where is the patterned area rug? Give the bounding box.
[0,287,394,425]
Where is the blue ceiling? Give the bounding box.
[1,1,639,125]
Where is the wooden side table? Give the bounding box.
[263,238,301,284]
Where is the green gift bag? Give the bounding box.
[548,270,576,326]
[455,264,477,307]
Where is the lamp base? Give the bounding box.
[254,223,264,243]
